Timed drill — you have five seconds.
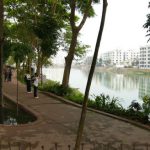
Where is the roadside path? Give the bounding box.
[1,75,150,149]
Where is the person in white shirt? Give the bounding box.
[33,73,39,98]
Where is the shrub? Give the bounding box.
[39,80,84,103]
[93,94,123,111]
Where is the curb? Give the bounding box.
[1,93,43,127]
[41,91,150,131]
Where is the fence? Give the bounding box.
[0,141,150,150]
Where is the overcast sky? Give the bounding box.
[54,0,150,63]
[80,0,150,56]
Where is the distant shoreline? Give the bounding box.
[51,65,150,75]
[74,66,150,75]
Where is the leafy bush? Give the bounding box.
[65,88,84,104]
[142,96,150,122]
[127,99,150,124]
[39,80,84,103]
[39,80,60,94]
[93,94,123,111]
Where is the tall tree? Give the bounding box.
[0,0,4,108]
[5,0,66,74]
[62,0,100,88]
[74,0,108,149]
[62,25,90,60]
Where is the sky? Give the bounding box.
[80,0,150,56]
[54,0,150,63]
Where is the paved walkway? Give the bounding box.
[1,75,150,150]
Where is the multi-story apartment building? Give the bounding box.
[100,50,125,66]
[124,50,139,66]
[100,49,139,67]
[139,46,150,69]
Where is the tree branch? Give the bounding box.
[70,0,76,30]
[77,0,92,31]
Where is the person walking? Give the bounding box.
[33,73,39,98]
[4,67,9,82]
[8,67,12,82]
[24,71,32,93]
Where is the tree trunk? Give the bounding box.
[16,61,19,116]
[74,1,108,150]
[37,49,41,76]
[62,0,93,88]
[22,62,25,76]
[27,56,32,74]
[62,31,78,87]
[40,63,43,85]
[0,0,4,108]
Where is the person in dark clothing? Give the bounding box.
[33,73,39,98]
[8,67,12,82]
[4,67,9,82]
[24,71,32,93]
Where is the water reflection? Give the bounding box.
[93,72,139,91]
[43,67,150,108]
[139,76,150,99]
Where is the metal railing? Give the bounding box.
[0,141,149,150]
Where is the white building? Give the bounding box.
[100,49,139,67]
[124,50,139,67]
[100,50,125,66]
[139,46,150,69]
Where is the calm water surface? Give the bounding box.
[43,67,150,108]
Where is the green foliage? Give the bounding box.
[126,99,150,124]
[76,0,100,17]
[143,3,150,42]
[39,80,84,103]
[142,95,150,117]
[3,40,12,63]
[65,88,84,104]
[90,94,124,114]
[11,42,32,63]
[4,0,68,67]
[143,95,150,105]
[125,109,148,124]
[32,13,63,67]
[62,26,90,59]
[39,80,60,93]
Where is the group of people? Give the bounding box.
[4,66,13,82]
[24,71,39,98]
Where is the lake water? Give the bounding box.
[43,67,150,108]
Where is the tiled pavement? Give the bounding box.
[1,75,150,150]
